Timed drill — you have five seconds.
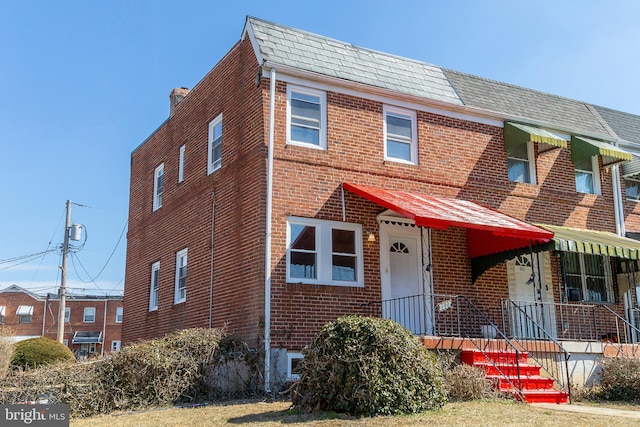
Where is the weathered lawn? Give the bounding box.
[70,398,638,427]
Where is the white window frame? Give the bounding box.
[383,105,418,165]
[115,306,123,323]
[63,339,68,347]
[111,340,121,352]
[83,307,96,323]
[208,114,223,174]
[507,141,537,185]
[575,156,601,195]
[286,85,327,150]
[174,248,188,304]
[287,352,304,380]
[149,261,160,311]
[625,174,640,202]
[153,163,164,211]
[178,144,185,183]
[64,307,70,323]
[286,217,364,287]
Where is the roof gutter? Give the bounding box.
[262,61,614,142]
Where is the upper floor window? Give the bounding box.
[506,140,536,184]
[83,307,96,323]
[175,248,188,304]
[286,217,363,287]
[383,105,417,164]
[178,144,185,183]
[574,156,600,195]
[563,252,612,303]
[64,307,70,323]
[287,85,326,149]
[626,174,640,202]
[208,114,223,174]
[153,163,164,211]
[149,261,160,311]
[115,306,123,323]
[17,305,33,324]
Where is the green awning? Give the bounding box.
[472,224,640,282]
[538,224,640,260]
[571,136,632,167]
[504,122,567,153]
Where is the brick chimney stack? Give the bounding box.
[169,87,190,116]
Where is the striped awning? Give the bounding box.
[504,122,567,153]
[538,224,640,260]
[72,331,103,344]
[571,136,632,167]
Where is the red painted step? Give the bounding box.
[460,349,568,404]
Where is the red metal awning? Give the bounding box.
[343,183,553,258]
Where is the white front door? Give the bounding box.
[380,221,433,334]
[509,253,556,339]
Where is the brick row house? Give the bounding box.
[0,285,123,357]
[123,16,640,391]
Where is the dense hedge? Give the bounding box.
[290,316,447,416]
[598,357,640,401]
[12,337,74,369]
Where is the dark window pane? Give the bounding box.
[290,252,316,279]
[291,97,320,121]
[332,255,356,281]
[291,126,319,145]
[332,229,355,254]
[387,140,411,160]
[290,225,316,250]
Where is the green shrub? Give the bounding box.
[598,357,640,401]
[11,337,74,369]
[290,315,447,416]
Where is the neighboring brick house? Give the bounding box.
[0,285,123,357]
[124,16,640,389]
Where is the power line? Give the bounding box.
[0,250,56,270]
[76,219,127,283]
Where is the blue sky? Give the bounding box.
[1,0,639,296]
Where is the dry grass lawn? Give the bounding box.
[69,398,640,427]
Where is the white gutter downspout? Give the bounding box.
[612,140,626,236]
[209,192,215,329]
[264,67,276,393]
[102,299,107,357]
[42,298,46,337]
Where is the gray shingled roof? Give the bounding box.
[443,69,615,139]
[246,16,463,106]
[593,105,640,144]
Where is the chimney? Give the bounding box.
[169,87,190,116]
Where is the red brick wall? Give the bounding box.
[124,37,622,353]
[0,292,46,337]
[124,37,267,345]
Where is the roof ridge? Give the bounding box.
[247,16,441,70]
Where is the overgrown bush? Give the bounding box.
[0,328,15,378]
[0,328,259,417]
[290,316,447,416]
[445,364,495,401]
[12,337,74,369]
[597,357,640,401]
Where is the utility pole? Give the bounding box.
[57,200,72,343]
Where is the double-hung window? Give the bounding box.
[153,163,164,211]
[178,144,185,183]
[563,252,612,303]
[287,217,363,286]
[574,156,600,195]
[64,307,70,323]
[626,174,640,202]
[83,307,96,323]
[175,248,188,304]
[115,306,123,323]
[506,141,536,184]
[287,85,326,149]
[208,114,222,174]
[384,105,417,164]
[149,261,160,311]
